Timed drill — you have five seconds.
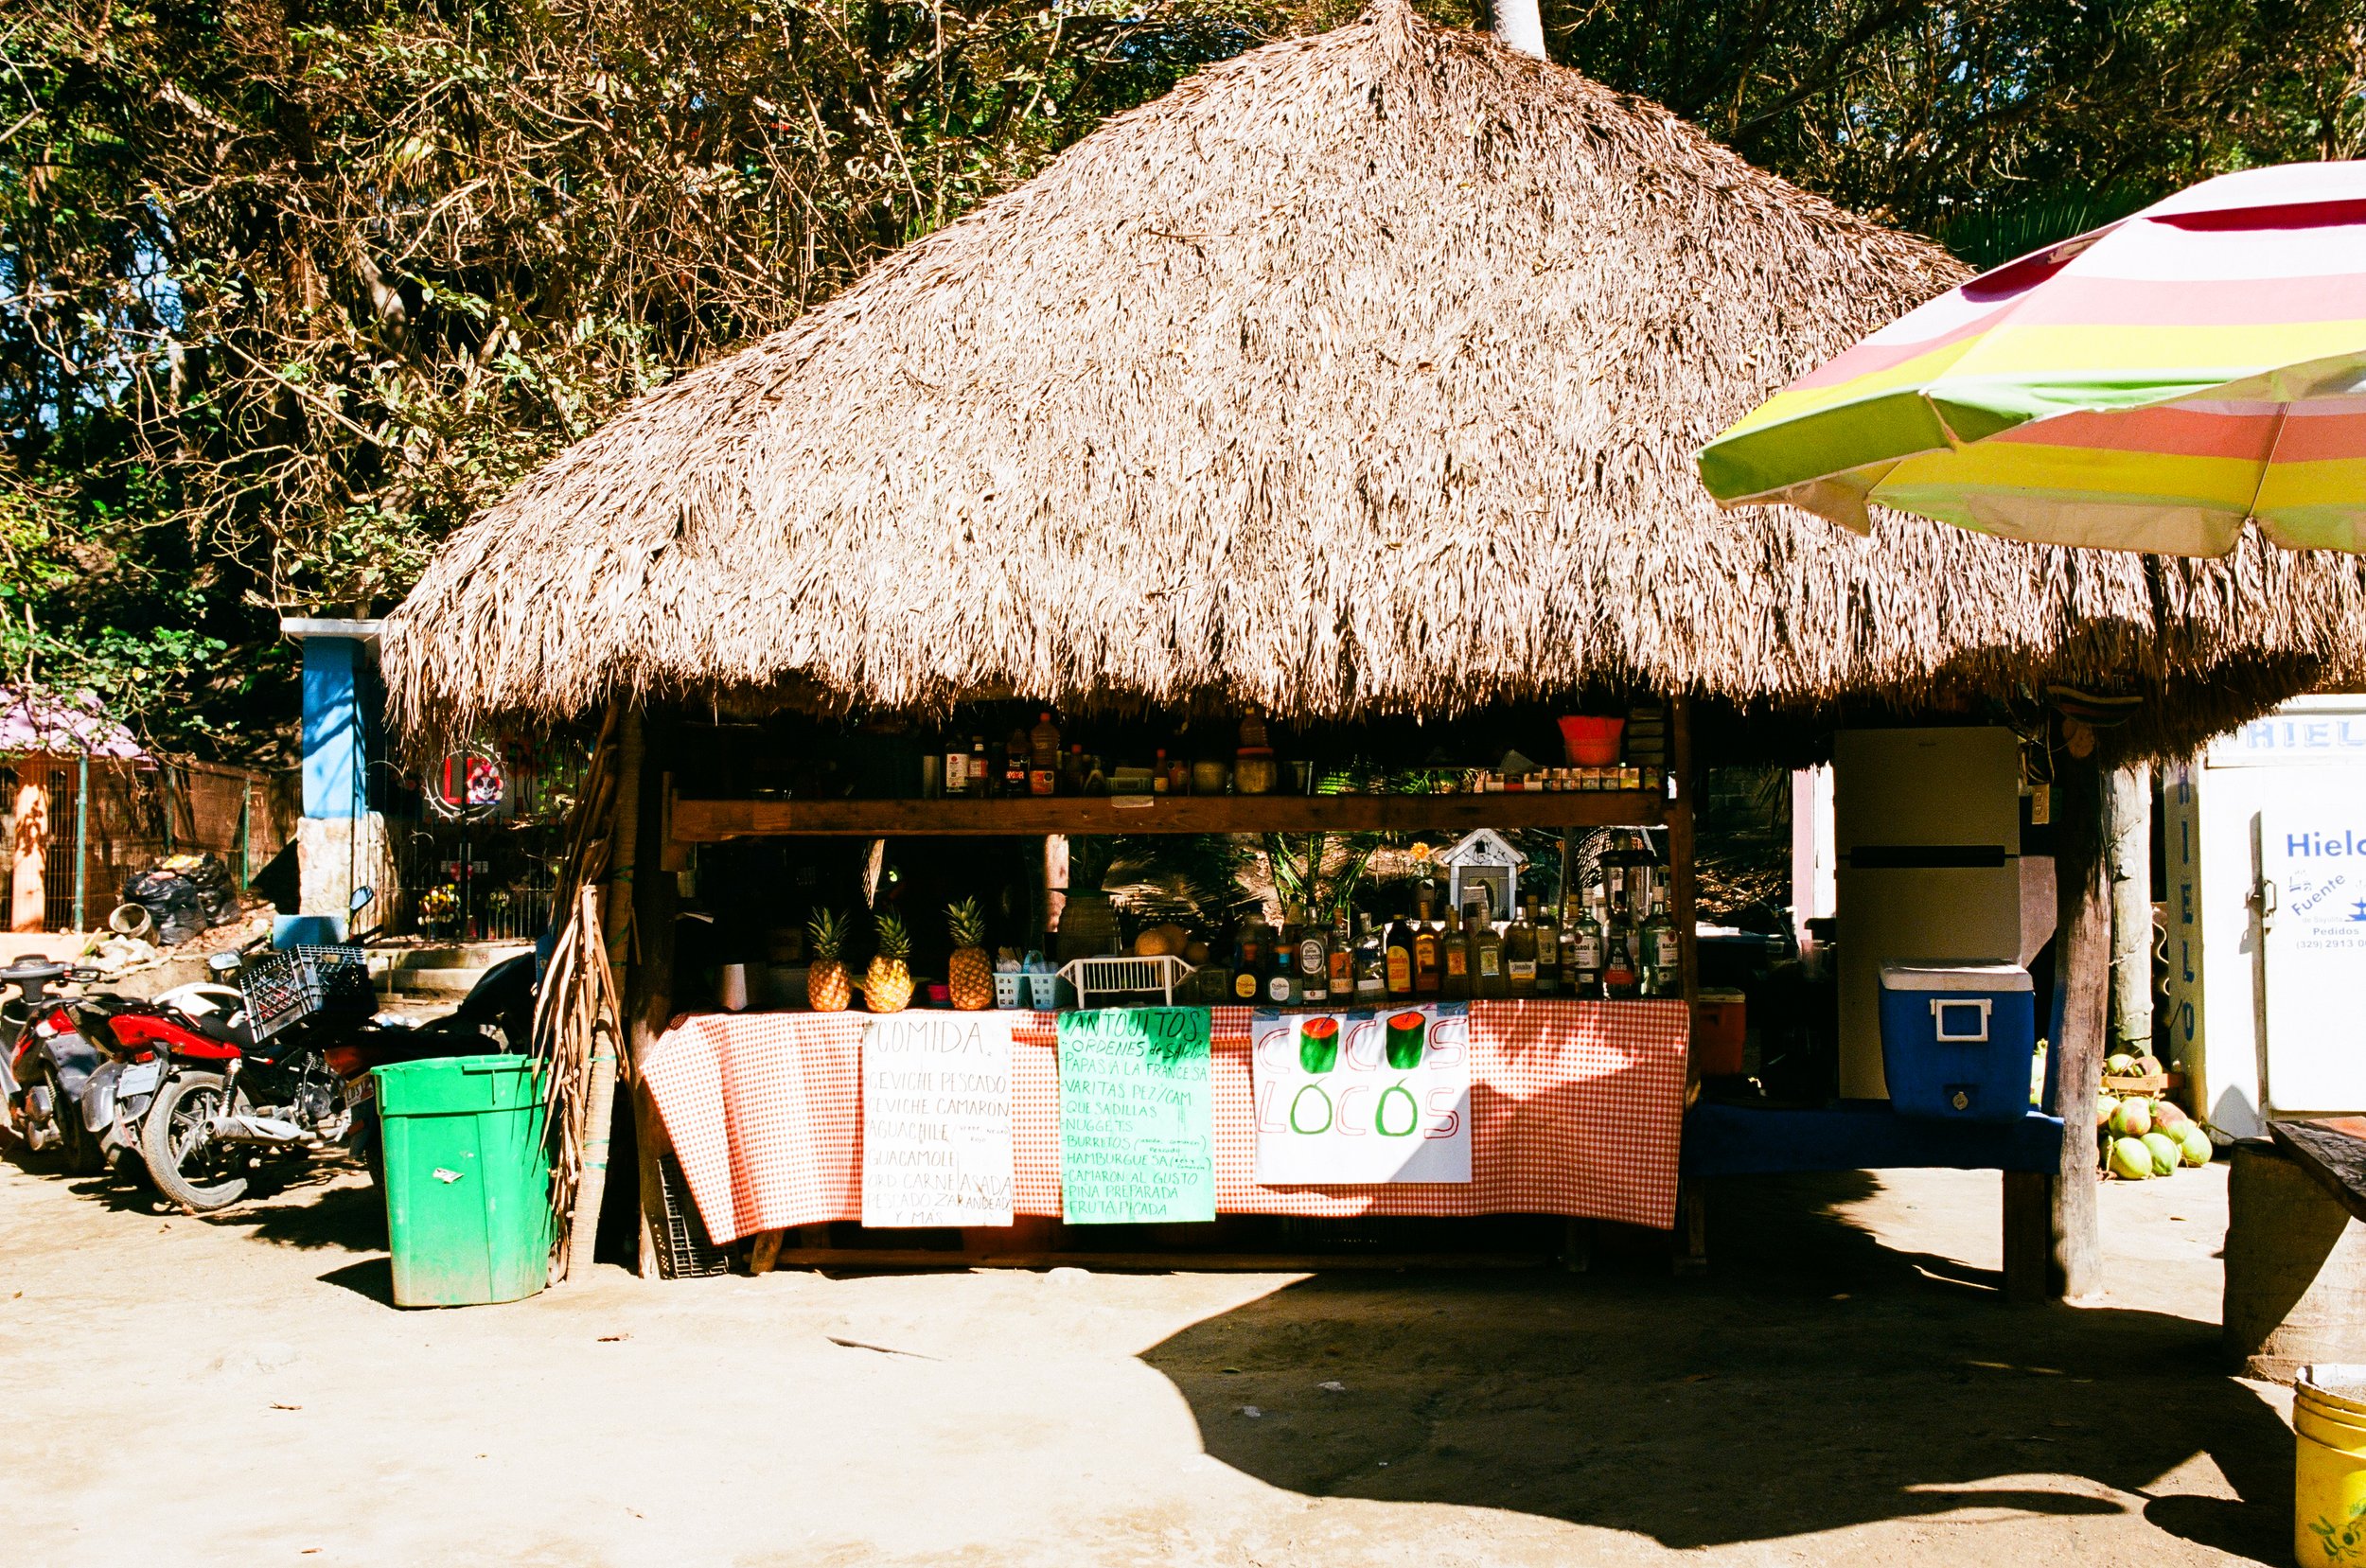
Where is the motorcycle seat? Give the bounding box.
[185,1009,252,1048]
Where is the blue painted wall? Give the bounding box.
[300,637,366,819]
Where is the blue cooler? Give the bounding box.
[1878,961,2036,1123]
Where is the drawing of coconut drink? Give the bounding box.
[1385,1011,1427,1069]
[1298,1015,1340,1073]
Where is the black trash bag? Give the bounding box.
[123,854,238,946]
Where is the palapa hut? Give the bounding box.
[385,0,2363,756]
[383,0,2366,1291]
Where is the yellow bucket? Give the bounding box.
[2298,1366,2366,1565]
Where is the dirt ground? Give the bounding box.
[1,1146,2292,1567]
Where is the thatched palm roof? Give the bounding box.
[385,0,2366,756]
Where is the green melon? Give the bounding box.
[2151,1101,2192,1134]
[2142,1131,2181,1176]
[2105,1052,2138,1078]
[2109,1098,2152,1139]
[2179,1126,2214,1167]
[2109,1137,2155,1180]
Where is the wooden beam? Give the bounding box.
[2050,752,2110,1299]
[766,1248,1557,1272]
[670,790,1671,841]
[2003,1170,2050,1305]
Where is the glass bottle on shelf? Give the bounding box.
[1297,907,1331,1006]
[1506,897,1539,997]
[1233,915,1268,1003]
[1642,893,1682,997]
[969,735,989,798]
[1329,907,1354,998]
[945,735,968,798]
[1030,714,1061,797]
[1005,728,1031,796]
[1439,904,1472,999]
[1565,894,1603,998]
[1268,905,1301,1005]
[1411,893,1442,995]
[1384,907,1415,1000]
[1533,897,1560,996]
[1353,913,1387,1002]
[1603,891,1640,1000]
[1472,900,1506,999]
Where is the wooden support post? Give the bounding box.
[1561,1216,1594,1274]
[2050,753,2110,1298]
[628,730,680,1279]
[749,1229,785,1276]
[2106,763,2154,1052]
[1674,1182,1707,1275]
[562,708,642,1284]
[2003,1170,2050,1305]
[1668,696,1701,1092]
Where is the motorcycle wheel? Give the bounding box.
[141,1071,251,1213]
[41,1062,107,1177]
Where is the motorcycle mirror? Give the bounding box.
[206,952,242,976]
[349,885,376,914]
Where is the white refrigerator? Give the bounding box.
[1834,728,2047,1101]
[2162,696,2366,1137]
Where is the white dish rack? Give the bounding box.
[1056,955,1195,1008]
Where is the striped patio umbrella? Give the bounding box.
[1697,161,2366,555]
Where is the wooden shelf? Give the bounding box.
[670,790,1674,840]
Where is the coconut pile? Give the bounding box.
[2094,1051,2215,1181]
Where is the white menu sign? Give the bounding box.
[861,1013,1015,1227]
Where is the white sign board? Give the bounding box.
[1251,1003,1472,1185]
[861,1013,1015,1227]
[2262,779,2366,1113]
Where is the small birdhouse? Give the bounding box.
[1438,829,1526,924]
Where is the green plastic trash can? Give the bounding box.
[374,1055,552,1307]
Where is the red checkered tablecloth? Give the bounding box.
[641,1000,1687,1244]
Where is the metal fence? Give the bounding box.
[3,755,299,933]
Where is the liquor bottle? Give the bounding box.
[1533,898,1559,996]
[1268,905,1301,1005]
[1642,893,1682,997]
[1004,728,1032,796]
[1384,908,1415,999]
[1603,892,1640,1000]
[1233,916,1267,1003]
[944,736,968,798]
[1472,902,1506,998]
[1030,713,1061,797]
[1439,905,1472,999]
[1411,894,1442,995]
[1329,909,1354,998]
[1506,897,1539,997]
[1563,895,1601,997]
[968,736,989,798]
[1352,913,1387,1001]
[1297,907,1331,1006]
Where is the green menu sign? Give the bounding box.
[1057,1008,1215,1224]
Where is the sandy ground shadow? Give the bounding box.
[1140,1171,2289,1561]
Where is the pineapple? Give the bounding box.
[806,908,852,1012]
[946,898,993,1011]
[862,911,914,1013]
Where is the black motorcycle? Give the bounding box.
[140,892,539,1212]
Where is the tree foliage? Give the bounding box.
[2,0,2357,756]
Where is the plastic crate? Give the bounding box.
[1057,955,1194,1008]
[652,1148,729,1278]
[241,945,376,1042]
